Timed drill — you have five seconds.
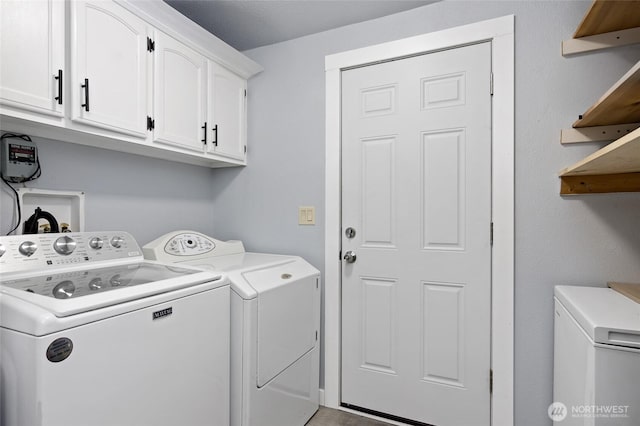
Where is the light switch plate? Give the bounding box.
[298,206,315,225]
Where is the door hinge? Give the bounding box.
[490,72,494,96]
[146,116,155,131]
[490,222,494,246]
[244,145,247,154]
[244,89,247,97]
[147,37,155,52]
[315,330,318,341]
[490,369,493,393]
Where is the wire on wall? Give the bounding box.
[1,133,42,235]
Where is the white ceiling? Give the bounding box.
[164,0,435,51]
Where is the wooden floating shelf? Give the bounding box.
[573,60,640,128]
[560,127,640,194]
[561,172,640,195]
[562,0,640,55]
[560,0,640,195]
[561,127,640,176]
[573,0,640,38]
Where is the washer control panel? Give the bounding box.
[0,231,141,275]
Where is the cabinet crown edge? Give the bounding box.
[116,0,263,79]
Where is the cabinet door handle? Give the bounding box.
[212,124,218,147]
[202,122,207,145]
[81,78,90,111]
[54,69,63,105]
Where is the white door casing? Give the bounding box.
[325,16,514,426]
[341,42,492,426]
[71,0,148,137]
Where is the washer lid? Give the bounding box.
[555,286,640,349]
[1,261,221,317]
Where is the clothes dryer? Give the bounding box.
[143,231,321,426]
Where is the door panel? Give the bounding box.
[208,62,247,160]
[0,0,64,116]
[341,42,492,426]
[153,31,207,152]
[72,0,148,136]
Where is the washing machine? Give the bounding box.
[143,231,321,426]
[0,231,230,426]
[554,285,640,425]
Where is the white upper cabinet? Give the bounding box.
[71,0,148,137]
[153,31,207,152]
[207,62,247,161]
[0,0,65,117]
[0,0,262,167]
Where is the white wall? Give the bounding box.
[0,137,216,244]
[210,1,640,425]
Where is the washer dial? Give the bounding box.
[110,236,124,248]
[53,236,76,255]
[18,241,37,257]
[89,237,104,250]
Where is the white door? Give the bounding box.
[71,0,148,136]
[0,0,64,117]
[153,31,207,152]
[341,42,492,426]
[207,62,247,161]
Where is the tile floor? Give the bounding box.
[306,407,394,426]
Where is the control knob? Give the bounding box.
[89,237,104,250]
[110,236,124,248]
[53,236,76,255]
[18,241,37,257]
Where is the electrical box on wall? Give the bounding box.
[17,188,85,234]
[0,135,39,182]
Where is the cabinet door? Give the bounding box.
[72,0,148,136]
[153,31,207,152]
[0,0,64,117]
[208,62,247,161]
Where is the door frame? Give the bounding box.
[324,16,514,425]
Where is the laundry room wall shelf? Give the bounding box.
[562,0,640,55]
[559,0,640,195]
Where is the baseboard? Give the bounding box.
[318,388,325,406]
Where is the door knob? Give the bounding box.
[343,251,357,263]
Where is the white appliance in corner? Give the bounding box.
[143,231,321,426]
[0,231,230,426]
[554,286,640,425]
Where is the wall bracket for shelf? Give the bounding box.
[562,27,640,55]
[560,123,640,144]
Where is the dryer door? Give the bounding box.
[245,262,319,387]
